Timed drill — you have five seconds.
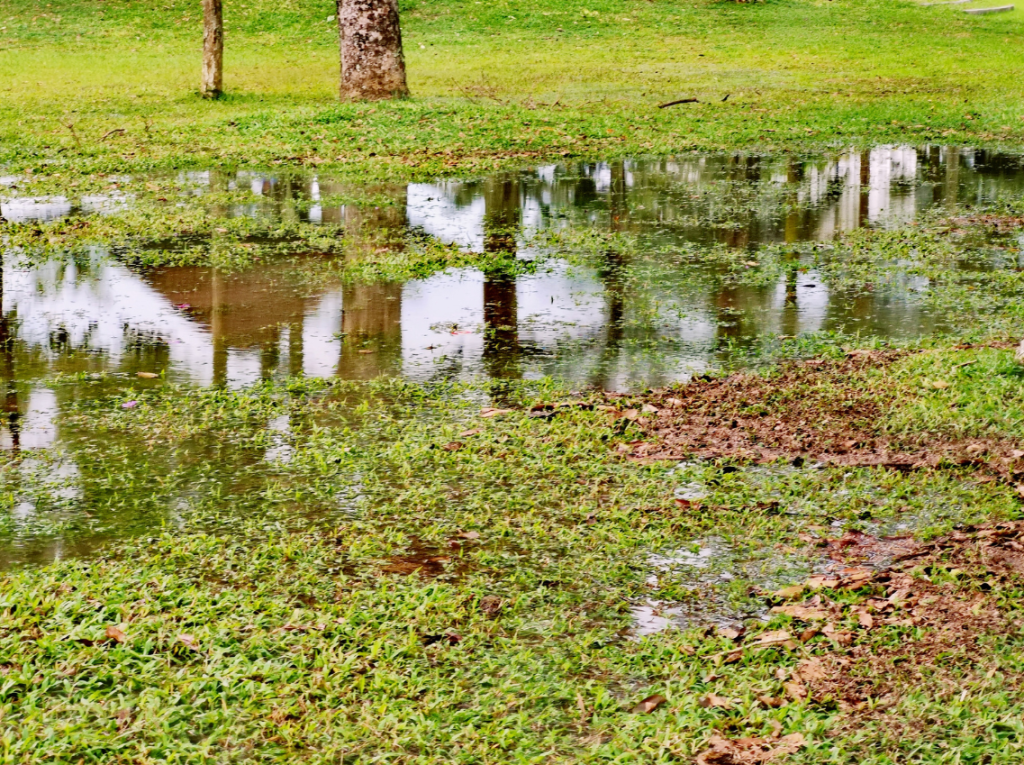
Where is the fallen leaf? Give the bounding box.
[478,595,502,616]
[700,693,732,709]
[806,575,841,590]
[718,626,744,641]
[632,694,667,714]
[857,609,874,629]
[459,428,481,438]
[696,732,805,765]
[136,372,159,379]
[795,657,827,683]
[105,625,127,644]
[480,408,514,418]
[665,397,684,408]
[783,680,807,701]
[770,604,829,621]
[744,261,760,267]
[442,441,464,451]
[177,633,200,651]
[773,584,806,599]
[757,695,785,708]
[623,408,640,420]
[928,379,951,390]
[457,531,481,540]
[641,403,659,414]
[757,630,792,644]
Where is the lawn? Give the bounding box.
[0,0,1022,178]
[4,0,1024,762]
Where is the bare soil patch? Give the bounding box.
[607,350,1024,478]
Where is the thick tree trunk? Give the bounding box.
[201,0,223,98]
[337,0,409,101]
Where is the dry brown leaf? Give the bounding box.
[857,609,875,629]
[795,657,827,683]
[770,604,829,622]
[480,408,514,418]
[105,625,127,644]
[177,633,200,651]
[773,584,806,599]
[458,428,481,438]
[757,630,792,644]
[700,693,732,709]
[631,694,667,714]
[782,680,807,701]
[136,372,159,379]
[696,732,805,765]
[443,441,464,451]
[806,575,841,590]
[718,626,744,641]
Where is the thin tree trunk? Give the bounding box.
[202,0,223,98]
[337,0,409,101]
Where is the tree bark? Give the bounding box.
[202,0,223,98]
[337,0,409,101]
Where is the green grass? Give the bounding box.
[3,361,1024,761]
[5,0,1024,759]
[1,0,1024,178]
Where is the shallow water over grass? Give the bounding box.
[2,144,1024,567]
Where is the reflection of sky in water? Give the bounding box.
[1,145,1022,396]
[1,145,1023,569]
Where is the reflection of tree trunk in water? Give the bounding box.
[591,160,628,390]
[482,176,522,384]
[780,260,800,339]
[337,186,408,380]
[211,270,228,387]
[289,316,305,377]
[943,148,960,210]
[0,267,19,451]
[337,283,402,380]
[209,168,229,218]
[260,326,281,380]
[858,150,871,227]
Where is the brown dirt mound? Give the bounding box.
[607,350,1023,477]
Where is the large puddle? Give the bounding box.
[2,145,1024,567]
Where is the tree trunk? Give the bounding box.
[201,0,223,98]
[337,0,409,101]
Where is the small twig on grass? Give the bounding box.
[101,128,126,141]
[658,98,700,109]
[62,122,81,148]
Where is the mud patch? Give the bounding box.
[611,350,1024,477]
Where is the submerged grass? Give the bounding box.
[4,0,1024,758]
[4,347,1024,761]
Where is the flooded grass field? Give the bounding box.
[5,145,1024,763]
